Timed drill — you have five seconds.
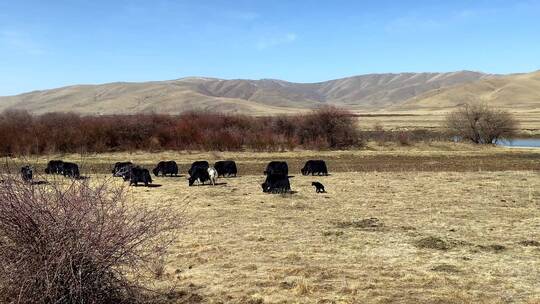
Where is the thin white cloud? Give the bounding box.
[0,29,43,55]
[256,33,297,50]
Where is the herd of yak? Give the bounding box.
[19,159,329,194]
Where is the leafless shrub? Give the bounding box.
[297,106,364,149]
[0,176,182,304]
[445,103,518,144]
[396,131,411,146]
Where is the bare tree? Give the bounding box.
[0,176,182,304]
[297,106,364,149]
[445,103,518,144]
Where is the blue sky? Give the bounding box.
[1,0,539,96]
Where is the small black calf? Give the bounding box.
[312,182,326,193]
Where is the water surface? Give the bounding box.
[497,138,540,148]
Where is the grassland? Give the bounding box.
[5,144,540,303]
[122,169,539,303]
[7,142,540,175]
[356,111,540,136]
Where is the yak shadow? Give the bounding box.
[0,179,49,185]
[190,182,228,187]
[31,180,49,185]
[74,176,90,180]
[157,174,185,178]
[130,184,163,188]
[263,190,298,195]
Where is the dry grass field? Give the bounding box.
[6,144,540,303]
[356,111,540,136]
[125,169,539,303]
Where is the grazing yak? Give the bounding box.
[263,161,288,176]
[112,162,133,177]
[153,161,179,177]
[261,173,291,194]
[188,161,209,176]
[262,161,291,193]
[62,162,80,178]
[20,165,33,182]
[45,160,64,174]
[214,160,237,177]
[301,160,328,176]
[189,167,218,186]
[124,166,152,186]
[188,166,210,186]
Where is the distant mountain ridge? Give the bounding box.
[396,70,540,111]
[1,70,537,115]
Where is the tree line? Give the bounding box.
[0,103,519,156]
[0,107,362,155]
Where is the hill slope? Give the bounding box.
[0,71,493,115]
[396,71,540,111]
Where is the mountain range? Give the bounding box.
[1,70,539,115]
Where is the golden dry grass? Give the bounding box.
[357,111,540,136]
[6,146,540,303]
[121,169,540,303]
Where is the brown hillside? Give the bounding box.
[396,71,540,111]
[0,71,493,115]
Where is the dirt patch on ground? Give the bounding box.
[322,230,345,237]
[431,264,461,274]
[414,236,453,250]
[519,240,540,247]
[147,283,204,304]
[477,244,507,253]
[334,217,384,230]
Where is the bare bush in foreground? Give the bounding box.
[445,103,518,144]
[0,176,182,304]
